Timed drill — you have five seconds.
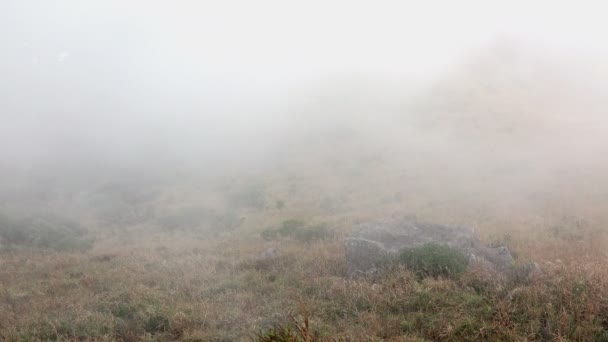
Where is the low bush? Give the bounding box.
[157,207,240,232]
[90,181,158,226]
[261,227,279,240]
[278,219,305,237]
[399,243,469,279]
[229,184,267,209]
[294,224,333,242]
[0,213,93,251]
[261,220,333,242]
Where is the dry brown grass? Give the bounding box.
[2,215,608,341]
[2,143,608,341]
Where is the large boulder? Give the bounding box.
[345,219,514,277]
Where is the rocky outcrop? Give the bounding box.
[345,219,514,277]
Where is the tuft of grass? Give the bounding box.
[110,302,138,320]
[254,314,342,342]
[399,243,469,279]
[143,314,170,334]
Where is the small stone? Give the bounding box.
[261,247,279,259]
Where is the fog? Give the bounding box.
[2,1,606,173]
[4,1,608,339]
[0,2,606,214]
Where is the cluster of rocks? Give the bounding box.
[345,219,539,280]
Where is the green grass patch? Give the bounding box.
[399,243,469,279]
[0,213,93,251]
[261,220,333,242]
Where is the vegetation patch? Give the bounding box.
[143,313,170,333]
[157,207,240,232]
[0,213,93,251]
[399,243,469,279]
[229,183,267,209]
[261,220,333,242]
[254,315,342,342]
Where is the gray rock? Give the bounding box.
[345,219,514,277]
[261,247,279,259]
[509,261,542,284]
[471,246,514,272]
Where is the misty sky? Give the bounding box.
[1,1,607,168]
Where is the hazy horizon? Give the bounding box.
[2,1,608,174]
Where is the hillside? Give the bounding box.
[2,44,608,340]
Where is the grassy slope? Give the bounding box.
[2,49,608,341]
[2,142,608,341]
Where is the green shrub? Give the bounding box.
[260,220,333,242]
[0,213,93,251]
[401,319,413,333]
[90,181,158,226]
[261,227,279,241]
[294,224,333,242]
[157,207,240,232]
[399,243,469,279]
[229,184,266,209]
[277,220,305,237]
